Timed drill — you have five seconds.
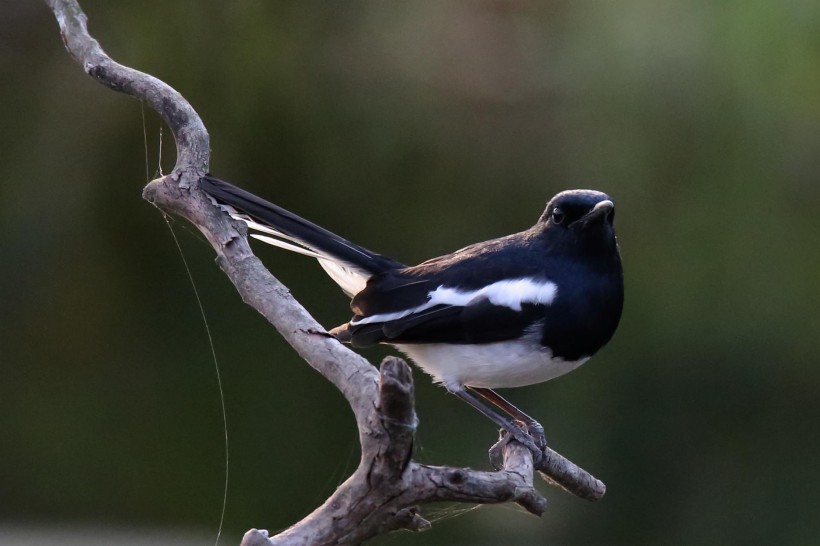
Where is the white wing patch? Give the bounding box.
[317,258,368,297]
[231,213,369,297]
[249,234,323,258]
[351,277,557,326]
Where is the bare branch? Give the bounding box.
[538,448,606,501]
[45,1,607,543]
[44,0,209,175]
[45,0,381,433]
[412,442,547,516]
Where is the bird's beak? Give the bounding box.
[571,200,614,229]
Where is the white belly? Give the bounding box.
[394,340,589,391]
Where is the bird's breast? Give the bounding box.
[538,268,623,362]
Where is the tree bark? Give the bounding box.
[45,1,606,544]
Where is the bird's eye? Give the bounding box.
[551,207,565,224]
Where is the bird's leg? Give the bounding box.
[452,388,544,469]
[470,387,547,449]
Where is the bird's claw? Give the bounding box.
[488,421,546,469]
[529,422,547,449]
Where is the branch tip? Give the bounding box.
[240,529,271,546]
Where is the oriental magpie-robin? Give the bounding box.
[200,175,623,462]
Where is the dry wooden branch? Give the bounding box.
[45,1,606,543]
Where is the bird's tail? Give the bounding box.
[200,176,404,296]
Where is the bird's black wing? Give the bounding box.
[345,297,546,347]
[343,235,554,347]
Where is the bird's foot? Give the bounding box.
[526,420,547,450]
[488,420,547,470]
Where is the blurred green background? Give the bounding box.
[2,1,819,544]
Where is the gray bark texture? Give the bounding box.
[45,1,606,544]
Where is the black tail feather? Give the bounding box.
[199,175,404,276]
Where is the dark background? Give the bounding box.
[2,1,819,544]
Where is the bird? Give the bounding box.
[199,175,624,463]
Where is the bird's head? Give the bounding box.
[537,189,618,255]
